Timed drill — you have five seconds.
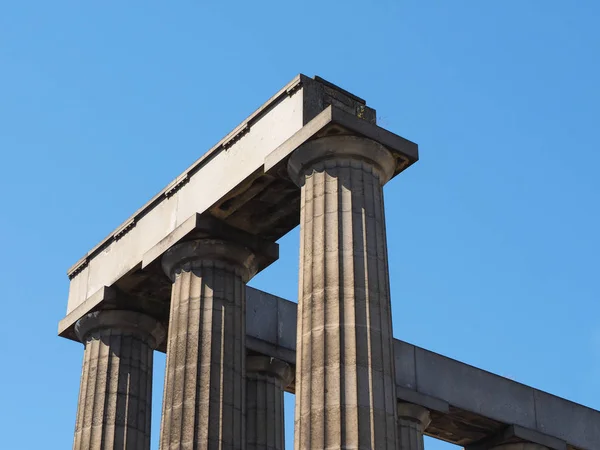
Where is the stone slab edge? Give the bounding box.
[264,105,419,177]
[58,286,116,339]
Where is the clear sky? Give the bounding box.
[1,2,599,449]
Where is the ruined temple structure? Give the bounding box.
[59,75,599,450]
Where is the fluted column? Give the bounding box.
[288,135,399,450]
[396,403,430,450]
[246,356,293,450]
[159,239,260,450]
[73,310,165,450]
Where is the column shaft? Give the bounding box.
[246,356,293,450]
[73,310,164,450]
[290,136,399,450]
[160,240,257,450]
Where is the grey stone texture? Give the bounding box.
[245,287,297,365]
[73,310,165,450]
[158,239,258,450]
[243,287,600,449]
[61,75,600,450]
[61,74,417,325]
[465,425,566,450]
[246,356,293,450]
[288,135,399,450]
[396,403,430,450]
[488,445,548,450]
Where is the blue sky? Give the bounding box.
[1,2,599,449]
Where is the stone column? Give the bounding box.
[396,403,430,450]
[288,135,399,450]
[73,310,165,450]
[246,356,294,450]
[159,239,260,450]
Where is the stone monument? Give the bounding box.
[59,75,599,450]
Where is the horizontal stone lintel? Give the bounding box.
[244,287,600,450]
[59,286,599,449]
[59,285,599,449]
[63,74,416,320]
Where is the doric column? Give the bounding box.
[288,135,399,450]
[73,310,165,450]
[246,356,294,450]
[159,238,261,450]
[396,403,430,450]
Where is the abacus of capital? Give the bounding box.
[59,75,600,450]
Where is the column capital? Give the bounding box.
[161,238,259,283]
[75,310,165,349]
[287,135,397,186]
[397,402,431,430]
[247,355,294,387]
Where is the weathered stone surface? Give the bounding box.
[60,73,600,450]
[243,288,600,450]
[159,239,259,450]
[73,310,165,450]
[465,425,566,450]
[59,86,418,349]
[397,403,430,450]
[246,356,293,450]
[488,445,548,450]
[289,135,398,450]
[62,75,410,322]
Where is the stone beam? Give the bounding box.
[244,287,600,450]
[60,74,418,338]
